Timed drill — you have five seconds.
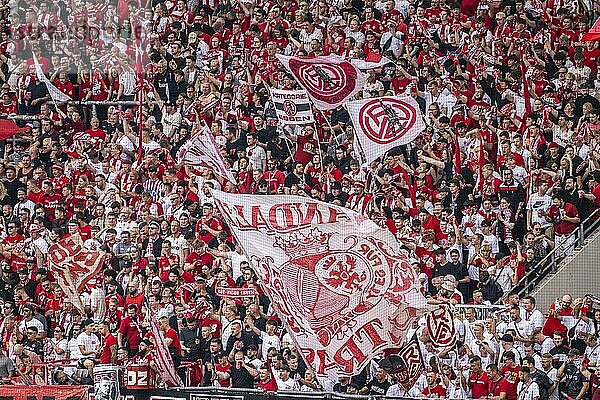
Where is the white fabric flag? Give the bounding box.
[276,54,364,110]
[177,127,237,184]
[32,53,72,103]
[270,88,315,125]
[347,95,425,164]
[211,190,429,381]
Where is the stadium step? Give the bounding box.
[529,225,600,311]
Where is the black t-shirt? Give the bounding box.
[179,326,201,361]
[366,378,391,395]
[561,363,587,397]
[230,364,255,389]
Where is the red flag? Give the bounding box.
[276,54,365,110]
[521,61,532,115]
[47,234,105,312]
[583,17,600,41]
[211,190,430,382]
[454,134,462,175]
[425,305,457,348]
[382,337,425,391]
[0,119,29,141]
[147,308,183,387]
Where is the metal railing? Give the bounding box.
[511,208,600,299]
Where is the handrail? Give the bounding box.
[510,208,600,300]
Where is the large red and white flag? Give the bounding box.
[347,95,425,164]
[177,126,237,184]
[47,234,105,312]
[146,308,183,387]
[425,305,457,349]
[211,191,429,381]
[276,54,364,110]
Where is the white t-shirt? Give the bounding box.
[76,332,100,359]
[517,380,539,400]
[260,331,281,361]
[18,318,44,335]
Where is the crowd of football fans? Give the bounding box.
[0,0,598,395]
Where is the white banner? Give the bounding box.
[177,127,237,184]
[276,54,364,110]
[347,95,425,164]
[270,88,314,125]
[211,191,429,381]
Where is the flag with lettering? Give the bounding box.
[177,126,237,184]
[47,234,105,312]
[425,305,457,348]
[270,88,315,125]
[347,95,425,164]
[0,385,88,399]
[276,54,364,110]
[211,190,429,381]
[146,307,183,387]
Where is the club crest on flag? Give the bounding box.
[211,191,430,380]
[425,305,457,348]
[348,95,425,164]
[277,55,365,110]
[358,98,419,144]
[270,88,315,125]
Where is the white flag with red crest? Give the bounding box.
[276,54,364,110]
[177,126,237,184]
[381,337,425,391]
[47,234,105,312]
[425,305,457,348]
[347,95,425,164]
[211,190,429,382]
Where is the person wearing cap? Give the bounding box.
[324,180,349,206]
[277,364,301,391]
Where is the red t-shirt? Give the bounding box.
[165,328,181,357]
[469,371,490,399]
[118,316,141,351]
[488,377,511,398]
[99,333,117,364]
[500,365,520,400]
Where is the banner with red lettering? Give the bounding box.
[47,234,105,312]
[0,385,88,400]
[347,95,425,164]
[215,286,257,298]
[276,54,364,110]
[425,305,457,348]
[177,126,237,184]
[211,190,430,381]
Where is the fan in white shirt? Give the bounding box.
[517,367,540,400]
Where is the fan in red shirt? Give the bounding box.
[421,370,447,397]
[98,321,118,364]
[469,355,490,399]
[486,364,511,400]
[195,203,223,245]
[158,241,181,282]
[500,351,520,400]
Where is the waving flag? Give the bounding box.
[276,54,364,110]
[351,54,393,71]
[146,307,183,387]
[32,52,72,103]
[211,190,429,382]
[47,234,105,312]
[380,337,425,391]
[177,127,237,184]
[583,17,600,41]
[270,88,315,125]
[425,305,457,348]
[347,95,425,164]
